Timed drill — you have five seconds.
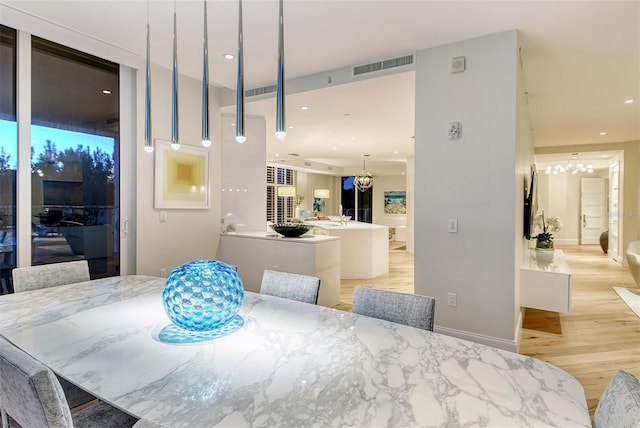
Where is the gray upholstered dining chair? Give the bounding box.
[259,270,321,304]
[592,370,640,428]
[133,419,164,428]
[10,260,95,409]
[0,336,138,428]
[351,286,435,331]
[11,260,90,293]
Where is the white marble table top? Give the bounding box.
[0,275,590,427]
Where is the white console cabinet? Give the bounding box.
[521,249,572,313]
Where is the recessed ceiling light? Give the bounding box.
[288,125,294,129]
[102,89,111,94]
[275,153,279,157]
[301,106,309,110]
[599,131,607,136]
[624,99,634,104]
[332,147,337,150]
[601,154,610,158]
[223,53,234,60]
[230,123,235,126]
[394,150,399,154]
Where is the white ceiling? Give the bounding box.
[3,0,639,174]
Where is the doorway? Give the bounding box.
[535,150,624,261]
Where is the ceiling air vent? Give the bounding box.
[304,161,312,167]
[352,54,414,77]
[245,84,277,98]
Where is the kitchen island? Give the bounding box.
[306,220,389,279]
[217,231,340,307]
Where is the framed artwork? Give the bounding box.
[154,139,209,209]
[384,191,406,214]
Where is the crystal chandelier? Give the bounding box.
[355,156,374,192]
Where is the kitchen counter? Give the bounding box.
[306,220,389,279]
[305,220,389,230]
[217,231,340,306]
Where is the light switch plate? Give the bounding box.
[448,218,458,233]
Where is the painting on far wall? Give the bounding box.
[384,191,406,214]
[154,140,209,209]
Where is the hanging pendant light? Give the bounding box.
[275,0,286,141]
[170,0,180,150]
[201,0,211,148]
[355,155,374,192]
[144,0,153,153]
[235,0,246,144]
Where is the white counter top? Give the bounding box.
[221,230,339,243]
[0,275,591,427]
[305,220,388,230]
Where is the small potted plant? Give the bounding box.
[535,211,562,250]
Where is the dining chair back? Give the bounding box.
[260,270,321,304]
[352,286,435,331]
[0,336,138,428]
[592,370,640,428]
[133,419,164,428]
[0,336,74,427]
[12,260,90,293]
[11,260,95,410]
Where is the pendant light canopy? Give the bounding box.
[144,0,153,153]
[170,1,180,150]
[201,0,211,148]
[235,0,246,144]
[355,156,374,192]
[275,0,286,141]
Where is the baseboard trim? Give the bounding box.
[434,325,520,353]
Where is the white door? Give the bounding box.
[580,178,606,245]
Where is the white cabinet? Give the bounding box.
[521,249,572,313]
[217,232,341,307]
[306,221,389,279]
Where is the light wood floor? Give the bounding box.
[335,242,640,417]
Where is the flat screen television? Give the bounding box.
[523,165,538,240]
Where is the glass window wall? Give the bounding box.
[30,36,120,278]
[0,25,17,294]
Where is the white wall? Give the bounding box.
[136,65,223,276]
[296,172,339,216]
[406,157,415,253]
[220,114,267,233]
[414,30,532,351]
[372,175,407,229]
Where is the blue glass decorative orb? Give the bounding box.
[162,260,244,332]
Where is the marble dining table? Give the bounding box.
[0,275,591,427]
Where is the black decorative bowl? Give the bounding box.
[270,223,313,238]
